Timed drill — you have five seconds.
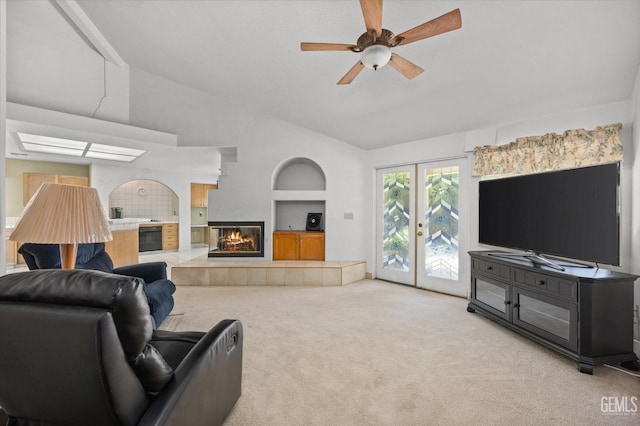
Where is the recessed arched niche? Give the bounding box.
[109,179,178,220]
[273,157,326,191]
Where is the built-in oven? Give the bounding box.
[139,226,162,252]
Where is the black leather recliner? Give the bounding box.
[0,269,243,425]
[18,242,176,326]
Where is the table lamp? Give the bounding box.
[9,183,113,269]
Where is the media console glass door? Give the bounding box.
[472,276,511,321]
[512,287,578,352]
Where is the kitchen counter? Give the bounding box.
[109,218,178,230]
[108,218,146,230]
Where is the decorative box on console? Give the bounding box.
[208,221,264,257]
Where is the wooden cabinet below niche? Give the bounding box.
[23,173,89,205]
[273,231,325,261]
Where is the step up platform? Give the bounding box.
[171,260,366,286]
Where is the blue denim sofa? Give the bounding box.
[17,242,176,326]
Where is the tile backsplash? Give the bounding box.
[109,180,178,221]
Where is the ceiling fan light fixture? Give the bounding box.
[361,44,391,70]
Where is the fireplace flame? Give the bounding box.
[223,229,255,251]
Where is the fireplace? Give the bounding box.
[208,221,264,257]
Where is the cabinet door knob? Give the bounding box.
[513,303,520,308]
[538,280,546,286]
[487,266,493,271]
[504,300,511,305]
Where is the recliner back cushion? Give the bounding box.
[0,269,173,394]
[19,243,60,269]
[76,243,104,264]
[18,243,114,272]
[76,245,114,273]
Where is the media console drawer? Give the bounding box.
[472,258,510,281]
[513,269,577,302]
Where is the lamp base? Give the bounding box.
[59,243,78,270]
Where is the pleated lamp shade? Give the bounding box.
[10,183,113,269]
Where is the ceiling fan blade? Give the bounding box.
[301,42,357,52]
[337,61,365,85]
[359,0,383,37]
[392,8,461,46]
[388,54,424,80]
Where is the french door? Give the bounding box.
[375,159,468,297]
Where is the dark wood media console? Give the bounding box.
[467,251,638,374]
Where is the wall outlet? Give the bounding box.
[344,212,354,220]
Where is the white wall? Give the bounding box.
[129,68,248,148]
[1,0,7,274]
[3,0,638,284]
[631,68,640,275]
[630,65,640,354]
[209,112,369,263]
[365,100,635,286]
[6,0,129,123]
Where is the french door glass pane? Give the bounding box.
[382,171,410,271]
[424,166,459,280]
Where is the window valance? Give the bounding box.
[472,123,622,177]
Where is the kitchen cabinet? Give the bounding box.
[105,229,139,268]
[23,173,89,205]
[273,231,324,261]
[5,230,24,265]
[162,223,179,250]
[190,183,218,208]
[6,231,17,265]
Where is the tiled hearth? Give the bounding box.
[171,260,366,286]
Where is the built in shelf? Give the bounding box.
[273,157,325,191]
[272,157,327,232]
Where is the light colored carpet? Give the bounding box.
[169,280,639,426]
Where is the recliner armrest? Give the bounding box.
[150,330,206,370]
[138,320,243,426]
[114,262,168,283]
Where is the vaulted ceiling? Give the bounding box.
[12,1,640,152]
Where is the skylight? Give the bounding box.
[18,133,86,156]
[16,133,146,163]
[86,143,146,163]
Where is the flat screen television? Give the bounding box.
[478,162,619,266]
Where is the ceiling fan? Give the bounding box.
[301,0,462,84]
